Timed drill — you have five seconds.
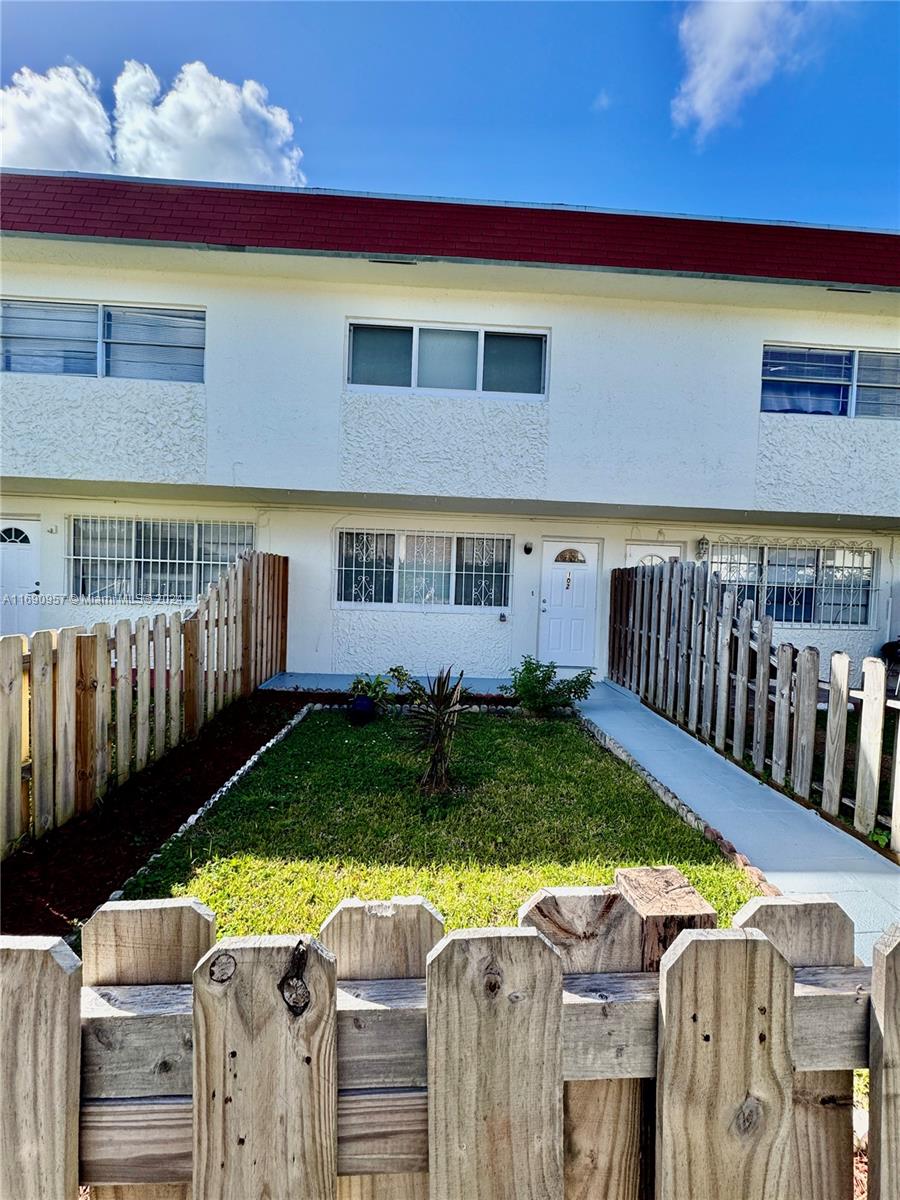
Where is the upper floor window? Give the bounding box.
[335,528,512,609]
[347,322,547,397]
[68,516,253,601]
[1,300,205,383]
[761,344,899,420]
[709,541,876,627]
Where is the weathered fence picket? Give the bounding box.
[2,874,893,1199]
[732,600,753,760]
[0,934,82,1200]
[675,562,693,726]
[608,562,896,851]
[0,551,288,858]
[869,923,900,1199]
[54,626,82,828]
[771,642,794,787]
[428,927,564,1199]
[822,651,850,818]
[856,657,887,835]
[519,885,644,1200]
[751,614,773,775]
[194,935,338,1198]
[714,588,735,753]
[134,616,151,773]
[792,645,820,800]
[81,897,215,1200]
[321,895,441,1197]
[657,929,795,1200]
[700,573,718,741]
[114,618,133,789]
[734,896,855,1199]
[74,633,97,815]
[0,633,24,854]
[687,562,706,733]
[29,629,54,836]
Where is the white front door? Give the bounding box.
[538,540,599,668]
[625,542,682,568]
[0,520,41,634]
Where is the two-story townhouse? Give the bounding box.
[1,169,898,682]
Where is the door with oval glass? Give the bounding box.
[537,540,599,668]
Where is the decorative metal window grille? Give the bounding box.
[335,529,513,609]
[709,540,877,627]
[68,517,254,601]
[1,300,205,383]
[336,531,396,604]
[761,344,899,420]
[454,536,512,607]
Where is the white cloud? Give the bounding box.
[672,1,820,141]
[591,89,612,113]
[1,60,305,185]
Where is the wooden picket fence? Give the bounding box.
[0,551,288,859]
[0,867,896,1199]
[609,561,900,852]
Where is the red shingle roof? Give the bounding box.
[2,171,898,289]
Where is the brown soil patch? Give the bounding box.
[1,693,306,938]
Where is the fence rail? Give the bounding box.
[609,561,900,853]
[0,551,288,858]
[0,869,896,1199]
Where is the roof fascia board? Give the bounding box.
[1,228,893,294]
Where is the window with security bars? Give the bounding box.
[709,542,876,627]
[1,300,205,382]
[760,344,899,419]
[69,517,254,600]
[335,529,513,609]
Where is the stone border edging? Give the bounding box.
[106,704,312,903]
[578,713,781,898]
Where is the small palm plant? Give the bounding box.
[407,667,467,795]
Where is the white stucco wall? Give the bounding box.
[3,375,206,483]
[2,488,894,681]
[340,391,547,498]
[3,239,897,519]
[756,414,900,514]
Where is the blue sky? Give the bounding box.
[2,1,899,228]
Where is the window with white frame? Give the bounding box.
[347,322,547,396]
[335,529,512,609]
[1,300,205,382]
[68,517,254,600]
[708,541,877,627]
[760,344,899,419]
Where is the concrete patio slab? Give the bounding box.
[262,671,511,694]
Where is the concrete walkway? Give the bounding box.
[581,682,899,963]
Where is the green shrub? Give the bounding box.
[503,655,594,715]
[348,673,393,708]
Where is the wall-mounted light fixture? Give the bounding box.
[523,541,534,555]
[696,536,710,560]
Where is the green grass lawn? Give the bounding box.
[124,712,756,933]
